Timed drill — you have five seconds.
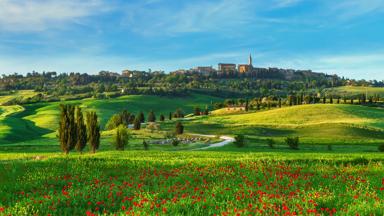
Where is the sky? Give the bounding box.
[0,0,383,80]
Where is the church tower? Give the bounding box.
[248,53,253,66]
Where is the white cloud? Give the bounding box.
[0,0,111,32]
[332,0,384,20]
[122,0,255,35]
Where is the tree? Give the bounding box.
[234,134,245,148]
[278,98,282,108]
[148,110,156,122]
[175,121,184,135]
[58,104,76,154]
[172,139,179,147]
[169,112,172,120]
[106,114,123,130]
[378,144,384,152]
[86,111,100,153]
[266,138,275,149]
[75,106,87,154]
[160,114,165,122]
[194,107,201,116]
[174,108,184,118]
[139,112,145,123]
[143,140,149,150]
[113,124,129,150]
[133,116,141,130]
[121,110,131,126]
[285,137,299,150]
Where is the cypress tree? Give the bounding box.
[245,99,249,112]
[75,106,87,154]
[175,122,184,135]
[148,110,156,122]
[160,114,165,122]
[133,116,141,130]
[59,104,76,154]
[121,110,130,126]
[139,112,145,123]
[86,111,100,153]
[113,124,129,150]
[194,107,201,116]
[204,106,209,115]
[169,112,172,120]
[278,98,282,108]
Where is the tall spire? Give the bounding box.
[248,53,253,66]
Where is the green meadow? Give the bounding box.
[1,93,384,215]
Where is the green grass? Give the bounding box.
[178,104,384,146]
[0,90,39,105]
[0,94,222,144]
[0,151,383,215]
[325,86,384,97]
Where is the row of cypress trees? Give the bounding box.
[58,104,100,154]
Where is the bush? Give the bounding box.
[172,139,179,147]
[378,144,384,152]
[113,125,129,150]
[327,145,333,151]
[266,138,275,149]
[143,140,149,150]
[234,134,245,148]
[285,137,299,150]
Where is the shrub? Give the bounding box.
[266,138,275,149]
[172,139,179,147]
[143,140,149,150]
[327,145,333,151]
[113,125,129,150]
[146,122,160,133]
[235,134,245,148]
[378,144,384,152]
[285,137,299,150]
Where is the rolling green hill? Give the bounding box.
[184,104,384,146]
[0,94,221,144]
[324,86,384,97]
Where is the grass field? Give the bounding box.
[0,152,383,215]
[0,93,384,215]
[324,86,384,97]
[172,104,384,148]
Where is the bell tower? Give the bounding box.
[248,53,253,66]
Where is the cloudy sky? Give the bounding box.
[0,0,383,80]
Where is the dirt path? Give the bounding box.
[191,135,235,150]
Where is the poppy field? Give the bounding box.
[0,152,383,215]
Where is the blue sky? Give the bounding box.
[0,0,383,80]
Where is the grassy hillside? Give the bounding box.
[181,104,384,146]
[0,90,39,105]
[0,94,221,144]
[324,86,384,97]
